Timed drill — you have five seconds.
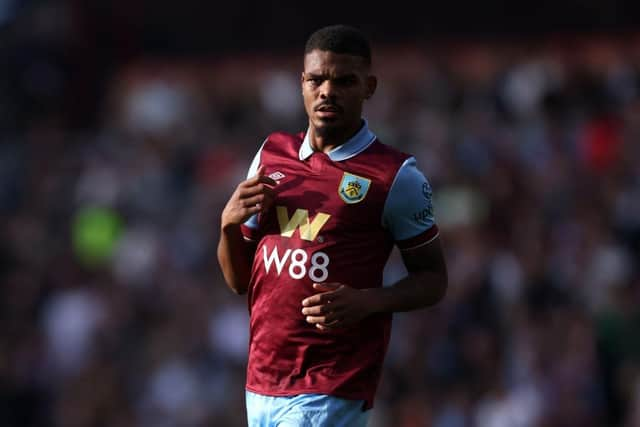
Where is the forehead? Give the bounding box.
[303,49,368,75]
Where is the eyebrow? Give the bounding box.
[304,72,358,79]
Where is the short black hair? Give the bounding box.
[304,25,371,66]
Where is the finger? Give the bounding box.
[320,311,340,323]
[313,282,343,291]
[305,310,340,324]
[301,295,319,307]
[302,292,334,307]
[260,185,276,199]
[256,165,279,185]
[242,193,266,207]
[238,183,276,203]
[243,167,263,186]
[316,319,341,330]
[257,175,278,186]
[244,165,265,185]
[301,305,330,316]
[239,183,274,198]
[305,315,337,324]
[305,315,326,324]
[242,204,262,217]
[301,283,344,307]
[246,166,277,187]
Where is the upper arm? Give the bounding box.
[243,239,258,264]
[383,157,438,245]
[400,236,447,276]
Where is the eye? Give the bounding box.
[334,76,357,86]
[307,77,324,86]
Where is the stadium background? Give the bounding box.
[2,1,640,426]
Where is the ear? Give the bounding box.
[365,75,377,99]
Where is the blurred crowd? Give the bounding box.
[2,8,640,426]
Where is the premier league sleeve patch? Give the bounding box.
[338,172,371,204]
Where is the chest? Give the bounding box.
[260,154,389,240]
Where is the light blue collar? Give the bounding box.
[299,119,377,161]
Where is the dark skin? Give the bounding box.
[217,49,448,327]
[301,49,377,151]
[301,238,447,330]
[218,165,275,294]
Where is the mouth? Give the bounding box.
[315,104,342,119]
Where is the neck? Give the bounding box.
[309,120,363,154]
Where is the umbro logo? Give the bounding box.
[269,171,286,181]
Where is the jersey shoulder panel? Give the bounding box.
[262,131,304,159]
[365,139,412,167]
[340,139,412,193]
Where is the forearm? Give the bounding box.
[217,223,254,294]
[300,240,448,329]
[364,270,447,313]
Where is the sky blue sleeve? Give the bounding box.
[382,157,436,242]
[243,139,267,231]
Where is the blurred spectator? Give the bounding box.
[1,7,640,426]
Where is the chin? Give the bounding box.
[314,120,344,137]
[315,124,343,139]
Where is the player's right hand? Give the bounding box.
[221,165,277,228]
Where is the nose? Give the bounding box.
[319,80,336,100]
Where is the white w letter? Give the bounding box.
[262,245,291,275]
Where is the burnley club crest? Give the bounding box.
[338,172,371,204]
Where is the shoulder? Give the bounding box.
[349,138,413,186]
[258,131,304,159]
[389,157,430,197]
[367,139,412,164]
[367,140,414,181]
[264,131,304,146]
[382,155,437,243]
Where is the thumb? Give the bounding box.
[255,165,265,177]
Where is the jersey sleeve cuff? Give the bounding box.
[240,224,260,242]
[396,225,439,251]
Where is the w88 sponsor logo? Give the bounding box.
[262,244,329,282]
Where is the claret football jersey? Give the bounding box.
[240,120,438,409]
